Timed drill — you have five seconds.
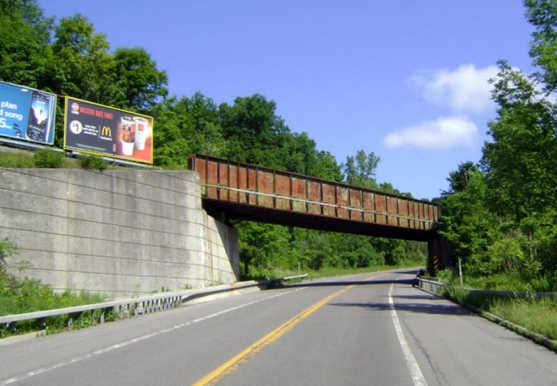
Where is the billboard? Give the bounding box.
[0,81,57,145]
[64,97,153,164]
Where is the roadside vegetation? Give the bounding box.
[0,148,116,171]
[0,237,112,338]
[441,288,557,342]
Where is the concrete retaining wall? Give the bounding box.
[0,168,239,299]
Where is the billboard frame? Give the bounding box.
[64,97,154,165]
[0,80,57,145]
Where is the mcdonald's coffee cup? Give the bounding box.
[134,116,148,151]
[122,139,134,156]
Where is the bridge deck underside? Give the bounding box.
[189,154,440,242]
[202,199,435,241]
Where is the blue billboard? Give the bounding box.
[0,81,57,145]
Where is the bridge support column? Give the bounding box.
[427,237,449,277]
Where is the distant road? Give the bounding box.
[1,270,556,386]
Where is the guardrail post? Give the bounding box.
[37,317,46,330]
[120,304,129,318]
[67,312,81,329]
[5,321,17,333]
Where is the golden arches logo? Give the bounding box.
[101,126,112,138]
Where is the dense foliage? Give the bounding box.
[437,0,557,290]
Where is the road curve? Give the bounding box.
[0,270,555,386]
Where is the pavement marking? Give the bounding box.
[389,282,428,386]
[193,284,356,386]
[0,289,303,386]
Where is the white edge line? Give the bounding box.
[389,282,428,386]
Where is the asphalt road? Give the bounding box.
[0,270,556,386]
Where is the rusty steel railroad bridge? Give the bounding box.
[188,154,447,273]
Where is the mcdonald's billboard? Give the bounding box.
[64,97,153,164]
[0,81,57,145]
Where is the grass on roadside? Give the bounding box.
[442,284,557,341]
[0,255,111,338]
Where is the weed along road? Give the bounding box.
[1,270,556,386]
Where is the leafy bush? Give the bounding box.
[0,236,110,338]
[34,148,65,168]
[0,237,17,265]
[78,155,108,171]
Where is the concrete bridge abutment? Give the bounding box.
[0,168,239,299]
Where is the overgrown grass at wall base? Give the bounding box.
[0,263,111,338]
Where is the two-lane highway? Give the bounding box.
[1,270,555,385]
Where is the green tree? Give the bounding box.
[341,234,384,268]
[51,15,114,101]
[291,228,335,270]
[481,60,557,275]
[235,221,291,277]
[219,94,291,168]
[438,167,499,275]
[279,132,319,175]
[110,47,168,114]
[482,61,557,225]
[152,93,224,167]
[150,97,191,168]
[526,0,557,92]
[444,161,478,195]
[0,0,54,88]
[342,149,380,189]
[182,92,225,157]
[312,151,343,181]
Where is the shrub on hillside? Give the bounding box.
[78,155,108,171]
[34,149,65,168]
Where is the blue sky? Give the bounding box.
[40,1,535,200]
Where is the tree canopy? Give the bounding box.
[436,1,557,288]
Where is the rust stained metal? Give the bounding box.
[188,154,440,241]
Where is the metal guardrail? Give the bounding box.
[0,275,307,331]
[416,277,445,293]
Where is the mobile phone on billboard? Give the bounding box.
[26,90,52,142]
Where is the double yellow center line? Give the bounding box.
[193,284,356,385]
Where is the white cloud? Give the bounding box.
[408,64,499,113]
[383,116,478,150]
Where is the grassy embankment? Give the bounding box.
[438,271,557,342]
